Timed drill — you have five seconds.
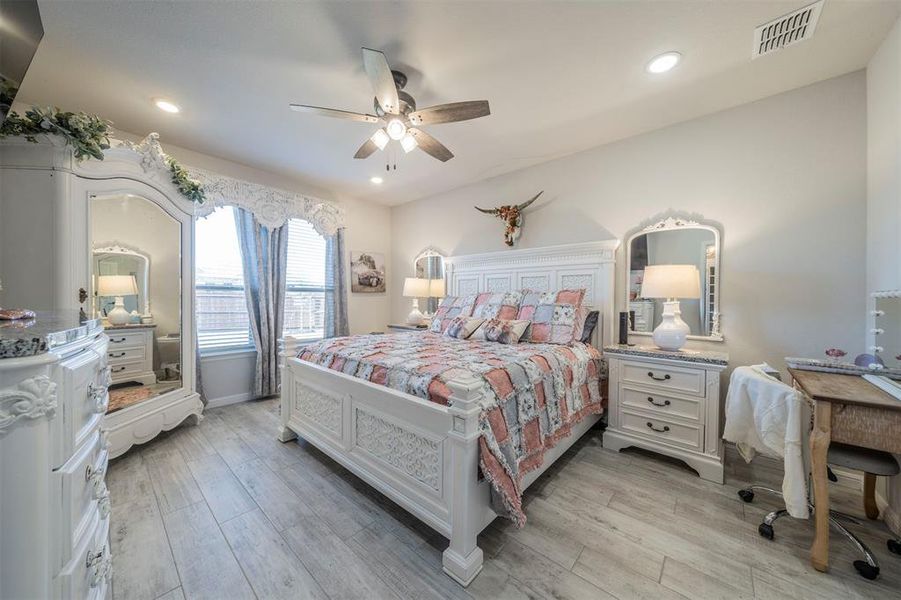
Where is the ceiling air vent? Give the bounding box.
[752,0,823,59]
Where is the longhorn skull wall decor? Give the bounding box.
[475,191,543,247]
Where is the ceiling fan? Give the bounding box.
[289,47,490,163]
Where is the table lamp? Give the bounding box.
[98,275,138,326]
[403,277,430,325]
[640,264,701,351]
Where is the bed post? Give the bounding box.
[277,335,298,443]
[442,373,485,586]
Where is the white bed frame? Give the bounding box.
[279,241,618,585]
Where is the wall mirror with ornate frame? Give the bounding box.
[413,247,446,314]
[626,216,723,341]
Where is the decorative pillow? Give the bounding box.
[518,288,586,344]
[444,316,485,339]
[471,318,531,344]
[471,291,524,320]
[429,295,476,333]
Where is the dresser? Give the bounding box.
[0,312,112,599]
[603,345,728,483]
[105,324,156,385]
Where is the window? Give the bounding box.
[195,209,328,353]
[195,206,252,352]
[284,218,328,340]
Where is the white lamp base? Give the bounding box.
[652,300,690,351]
[107,296,130,326]
[406,298,425,326]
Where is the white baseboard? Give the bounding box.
[206,392,254,409]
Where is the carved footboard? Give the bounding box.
[278,336,489,585]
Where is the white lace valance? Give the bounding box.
[190,168,345,236]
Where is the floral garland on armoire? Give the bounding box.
[0,105,205,203]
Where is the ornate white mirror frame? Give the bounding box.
[93,240,152,315]
[625,216,724,342]
[412,247,447,315]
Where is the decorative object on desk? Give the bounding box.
[0,308,36,321]
[474,190,542,247]
[350,251,386,293]
[855,353,884,368]
[403,277,429,325]
[97,275,138,326]
[825,348,847,363]
[640,264,701,351]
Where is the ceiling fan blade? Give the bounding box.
[353,138,379,159]
[361,47,400,115]
[289,104,380,123]
[409,128,454,162]
[408,101,490,126]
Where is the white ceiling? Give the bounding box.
[19,1,901,206]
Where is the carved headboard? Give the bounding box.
[444,241,619,348]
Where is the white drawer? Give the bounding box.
[54,508,111,600]
[621,386,700,422]
[107,345,145,363]
[106,330,146,348]
[620,360,705,397]
[52,430,110,572]
[621,409,702,450]
[52,338,108,468]
[109,360,146,381]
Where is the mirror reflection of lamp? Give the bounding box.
[98,275,138,326]
[640,265,701,351]
[403,277,430,325]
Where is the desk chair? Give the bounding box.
[731,369,900,580]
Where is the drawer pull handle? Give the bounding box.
[647,397,671,407]
[111,366,127,373]
[109,352,127,358]
[647,371,671,381]
[646,422,670,433]
[86,545,112,588]
[110,337,127,343]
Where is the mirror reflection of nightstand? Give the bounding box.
[387,323,428,332]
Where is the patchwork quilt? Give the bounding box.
[297,332,606,526]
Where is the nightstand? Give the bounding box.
[603,344,728,483]
[386,323,429,332]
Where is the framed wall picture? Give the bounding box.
[350,251,386,293]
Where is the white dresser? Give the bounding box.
[105,325,156,385]
[0,313,112,599]
[603,345,728,483]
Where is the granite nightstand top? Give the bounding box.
[603,344,729,366]
[0,311,103,359]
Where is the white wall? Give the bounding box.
[866,16,901,536]
[391,72,868,375]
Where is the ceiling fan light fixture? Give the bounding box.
[400,132,418,153]
[646,51,681,74]
[370,128,390,150]
[386,118,407,140]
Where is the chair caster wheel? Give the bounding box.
[888,539,901,555]
[758,523,774,540]
[738,489,754,503]
[853,560,879,580]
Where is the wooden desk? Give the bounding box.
[789,368,901,572]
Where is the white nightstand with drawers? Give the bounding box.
[603,344,728,483]
[104,324,156,386]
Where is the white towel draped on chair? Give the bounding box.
[723,365,811,518]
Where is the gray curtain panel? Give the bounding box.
[234,207,289,398]
[325,227,349,338]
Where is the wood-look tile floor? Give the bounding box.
[107,398,901,600]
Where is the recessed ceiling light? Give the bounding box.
[370,176,383,185]
[646,52,681,74]
[154,99,180,113]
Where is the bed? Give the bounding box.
[278,241,618,586]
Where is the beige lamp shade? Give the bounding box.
[428,278,446,298]
[403,277,430,298]
[98,274,138,297]
[640,265,701,299]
